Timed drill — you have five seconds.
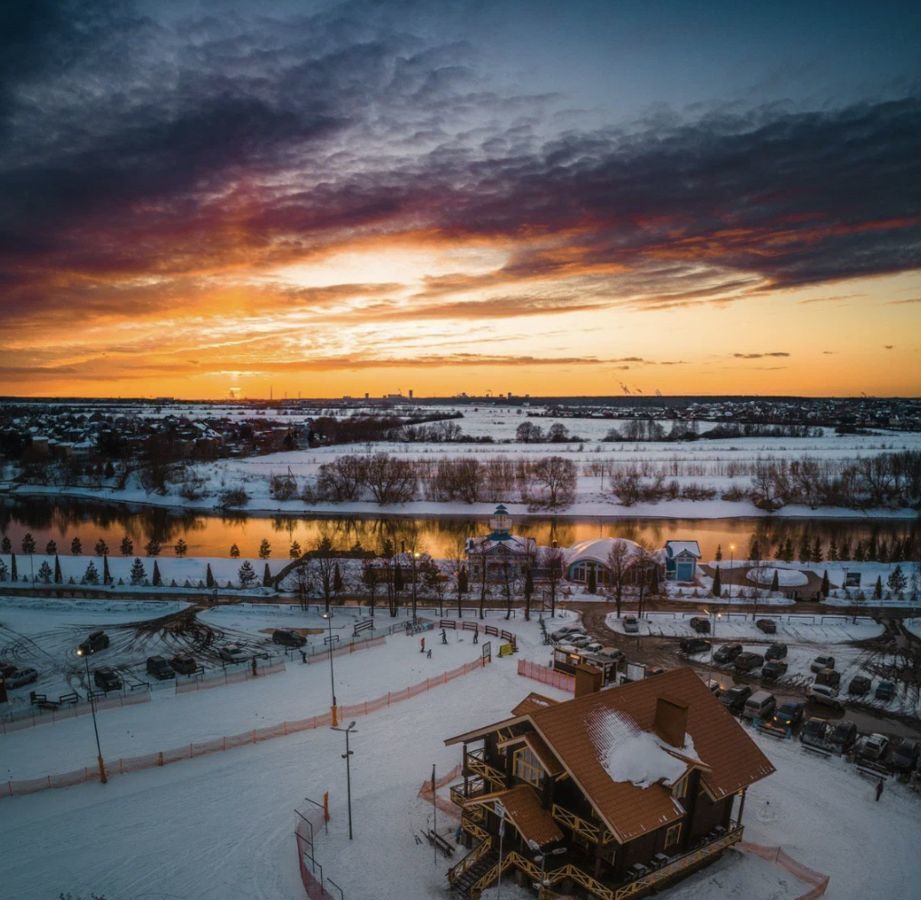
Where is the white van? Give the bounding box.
[742,690,776,721]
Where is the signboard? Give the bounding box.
[844,572,862,588]
[498,642,515,658]
[626,662,646,682]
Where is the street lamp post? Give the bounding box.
[729,544,735,600]
[75,646,107,784]
[320,610,338,726]
[331,721,356,839]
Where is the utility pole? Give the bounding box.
[331,721,356,839]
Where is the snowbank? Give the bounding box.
[747,567,808,587]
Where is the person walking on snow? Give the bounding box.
[875,778,884,802]
[426,648,432,658]
[473,629,478,644]
[441,628,447,645]
[420,636,425,653]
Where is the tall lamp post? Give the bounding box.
[320,610,338,726]
[75,645,107,784]
[331,721,356,839]
[729,543,735,600]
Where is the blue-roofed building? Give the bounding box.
[664,541,701,582]
[466,504,536,583]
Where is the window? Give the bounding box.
[664,823,682,850]
[513,747,543,786]
[672,776,688,800]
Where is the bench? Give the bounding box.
[421,829,455,858]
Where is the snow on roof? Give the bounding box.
[586,708,698,790]
[565,537,641,566]
[665,541,701,558]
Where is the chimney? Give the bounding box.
[654,696,688,748]
[573,662,603,697]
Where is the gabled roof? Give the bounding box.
[468,784,563,848]
[665,541,701,559]
[498,731,564,777]
[511,692,559,717]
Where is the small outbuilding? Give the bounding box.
[664,540,701,582]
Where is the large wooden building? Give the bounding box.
[445,668,774,899]
[465,504,537,584]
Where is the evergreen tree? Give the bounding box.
[770,569,780,592]
[145,539,161,557]
[0,559,7,580]
[37,560,53,583]
[1,535,10,554]
[120,535,133,556]
[524,565,534,620]
[174,538,188,557]
[54,555,62,584]
[798,534,811,564]
[11,552,17,580]
[45,540,57,555]
[874,575,883,600]
[888,565,907,594]
[95,539,109,557]
[853,540,865,562]
[104,460,115,478]
[258,539,271,560]
[206,564,215,588]
[839,538,851,560]
[749,538,761,562]
[238,560,256,587]
[811,537,823,563]
[263,562,273,587]
[21,532,36,555]
[84,560,99,584]
[711,566,721,597]
[333,562,343,593]
[289,541,302,559]
[829,538,839,562]
[130,557,145,585]
[867,533,878,561]
[714,544,722,562]
[781,538,794,563]
[821,569,830,597]
[103,555,111,584]
[71,536,82,555]
[230,544,240,558]
[587,564,597,594]
[877,538,889,563]
[152,560,162,587]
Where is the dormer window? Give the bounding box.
[513,747,543,786]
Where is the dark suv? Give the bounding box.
[847,675,871,696]
[689,617,711,634]
[678,637,711,655]
[765,642,788,660]
[756,619,778,634]
[79,629,109,655]
[719,685,752,715]
[760,660,788,683]
[713,643,743,665]
[146,656,175,680]
[93,667,122,692]
[771,701,805,730]
[827,720,858,754]
[272,629,307,648]
[170,653,198,675]
[733,652,764,673]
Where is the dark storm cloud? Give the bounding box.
[0,0,919,328]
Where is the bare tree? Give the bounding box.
[606,540,634,618]
[529,456,577,509]
[365,453,417,504]
[541,546,564,617]
[310,535,336,611]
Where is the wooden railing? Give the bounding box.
[447,835,493,884]
[465,748,505,790]
[471,850,541,893]
[552,802,615,845]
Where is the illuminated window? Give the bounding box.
[664,823,682,850]
[513,747,543,786]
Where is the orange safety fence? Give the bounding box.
[517,658,575,693]
[737,841,830,899]
[417,763,463,819]
[2,653,489,800]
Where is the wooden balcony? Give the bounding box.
[464,747,505,790]
[551,802,615,845]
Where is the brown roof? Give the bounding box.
[528,668,775,842]
[470,785,564,848]
[498,731,564,777]
[511,691,559,717]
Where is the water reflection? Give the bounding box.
[0,498,917,562]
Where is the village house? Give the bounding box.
[466,505,536,584]
[445,667,774,899]
[563,537,661,588]
[663,541,701,582]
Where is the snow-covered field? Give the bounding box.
[1,645,919,899]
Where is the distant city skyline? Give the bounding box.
[1,0,919,397]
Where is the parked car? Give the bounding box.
[0,661,18,678]
[93,667,122,692]
[5,667,38,688]
[719,685,752,715]
[815,668,841,689]
[810,655,835,674]
[569,635,591,648]
[771,701,805,730]
[765,642,788,660]
[713,643,743,664]
[761,660,787,683]
[756,618,778,634]
[218,644,249,663]
[856,733,889,762]
[742,690,776,721]
[78,629,109,656]
[585,641,603,653]
[827,720,858,754]
[847,675,872,696]
[689,617,711,634]
[733,652,764,673]
[170,653,198,675]
[679,637,711,655]
[551,626,578,641]
[888,739,920,774]
[800,717,830,749]
[598,647,624,662]
[622,617,639,634]
[146,656,175,680]
[272,629,307,648]
[875,680,896,702]
[806,683,842,709]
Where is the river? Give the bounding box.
[0,498,917,562]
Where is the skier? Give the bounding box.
[420,636,425,653]
[473,629,478,644]
[441,628,447,645]
[875,778,884,802]
[426,648,432,659]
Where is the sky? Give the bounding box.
[0,0,919,399]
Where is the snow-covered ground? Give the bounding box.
[605,611,885,643]
[0,650,919,899]
[905,619,921,641]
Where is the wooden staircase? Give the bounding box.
[450,850,499,898]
